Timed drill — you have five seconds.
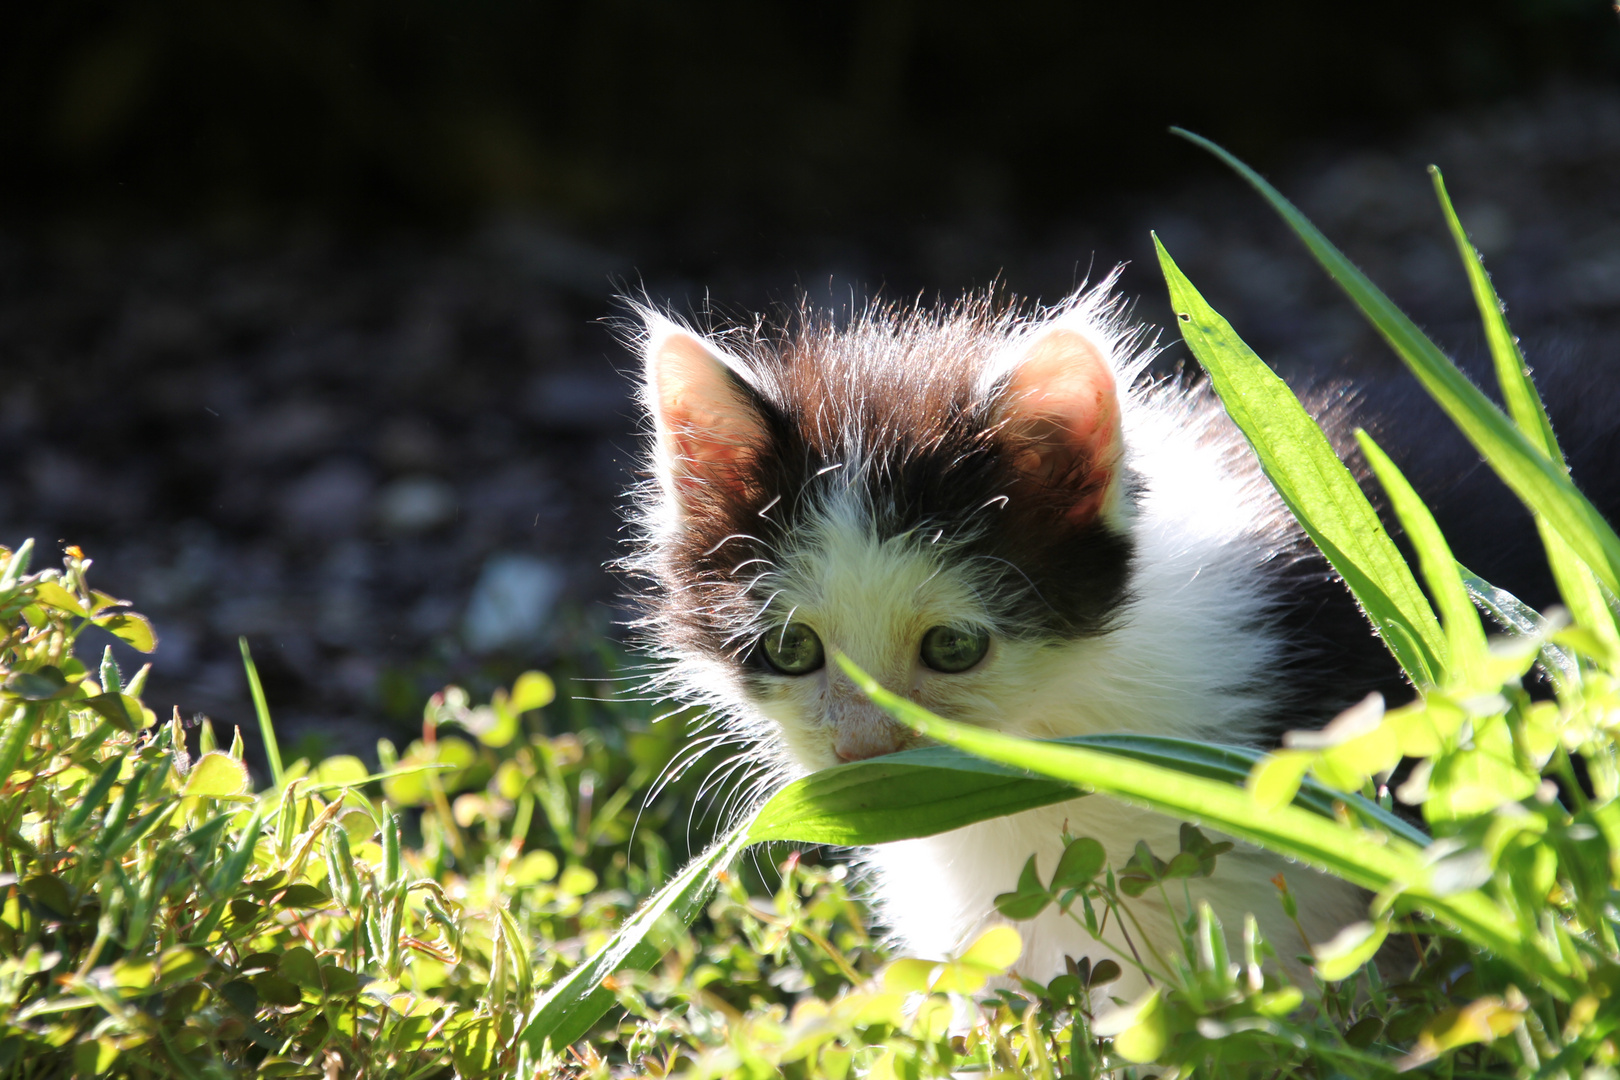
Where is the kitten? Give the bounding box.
[624,275,1399,993]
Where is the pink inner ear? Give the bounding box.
[650,332,766,500]
[1000,329,1122,524]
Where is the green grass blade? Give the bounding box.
[238,636,284,788]
[520,817,753,1053]
[748,750,1076,845]
[1431,166,1620,653]
[1460,567,1577,693]
[1430,166,1559,464]
[1071,735,1428,846]
[1174,128,1620,597]
[1155,236,1444,685]
[1355,430,1488,687]
[750,736,1426,849]
[833,651,1580,1000]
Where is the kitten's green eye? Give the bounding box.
[920,625,990,673]
[760,623,825,675]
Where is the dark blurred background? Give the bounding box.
[3,1,1618,763]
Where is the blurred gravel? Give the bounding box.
[3,84,1617,763]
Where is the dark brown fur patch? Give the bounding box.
[632,293,1135,668]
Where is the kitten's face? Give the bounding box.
[730,487,1008,770]
[629,291,1139,777]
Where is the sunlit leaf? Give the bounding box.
[32,581,88,618]
[81,693,144,733]
[1312,919,1390,982]
[1156,235,1444,684]
[509,671,556,713]
[94,612,156,653]
[1096,988,1169,1063]
[312,755,368,789]
[956,925,1022,973]
[1397,996,1526,1070]
[1247,750,1313,812]
[182,752,251,799]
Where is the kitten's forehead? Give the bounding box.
[773,488,985,652]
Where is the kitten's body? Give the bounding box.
[625,280,1420,991]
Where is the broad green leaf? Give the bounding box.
[253,974,302,1008]
[1398,996,1526,1071]
[81,693,145,733]
[509,849,559,885]
[519,817,753,1054]
[312,755,368,789]
[993,855,1052,920]
[1155,236,1444,684]
[882,958,938,994]
[451,1016,503,1078]
[155,946,211,988]
[557,865,598,897]
[183,752,251,798]
[956,925,1022,972]
[22,874,73,916]
[833,652,1578,1001]
[94,612,156,653]
[1097,988,1170,1063]
[1431,166,1620,655]
[748,747,1077,845]
[1426,745,1538,823]
[4,667,69,701]
[1248,750,1313,812]
[276,884,330,909]
[1312,919,1390,982]
[335,807,377,844]
[73,1040,117,1076]
[1316,725,1401,790]
[509,670,556,713]
[472,699,520,748]
[1051,836,1106,890]
[278,946,324,993]
[1357,431,1488,687]
[755,733,1426,850]
[1176,128,1620,596]
[110,954,157,992]
[33,581,89,618]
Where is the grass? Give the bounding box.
[1,137,1616,1078]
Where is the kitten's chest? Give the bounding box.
[860,796,1364,991]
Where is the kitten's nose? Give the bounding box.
[834,713,907,762]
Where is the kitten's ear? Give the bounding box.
[642,320,769,506]
[994,327,1123,526]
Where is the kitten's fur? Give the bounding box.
[624,277,1398,993]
